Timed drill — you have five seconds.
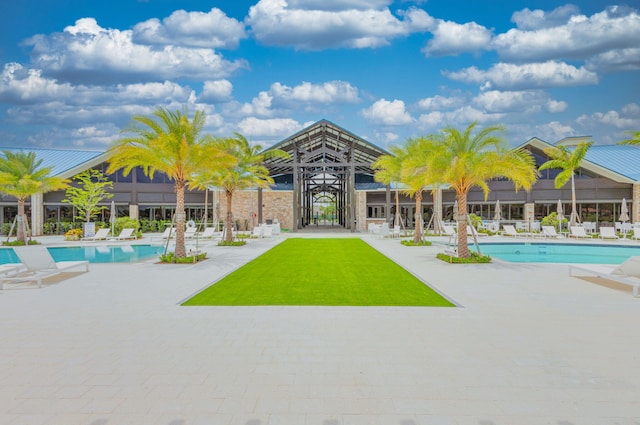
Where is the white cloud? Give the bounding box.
[444,61,598,90]
[511,5,580,30]
[200,80,233,103]
[287,0,392,11]
[240,91,275,117]
[418,106,503,131]
[577,108,640,129]
[417,94,466,111]
[237,117,302,137]
[0,63,194,106]
[26,18,247,84]
[545,99,568,113]
[493,6,640,62]
[472,90,548,113]
[361,99,413,125]
[0,63,74,103]
[422,20,492,56]
[132,8,246,49]
[246,0,432,49]
[586,47,640,72]
[534,121,576,142]
[270,81,360,105]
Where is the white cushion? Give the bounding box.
[612,256,640,277]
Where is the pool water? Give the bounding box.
[475,242,640,264]
[0,245,165,264]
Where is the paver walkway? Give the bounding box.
[1,234,639,425]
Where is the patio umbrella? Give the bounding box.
[556,200,564,231]
[620,198,630,237]
[493,200,501,221]
[619,198,630,222]
[109,200,117,235]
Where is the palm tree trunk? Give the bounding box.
[174,181,186,258]
[394,188,400,228]
[17,199,26,244]
[225,190,233,242]
[457,193,470,258]
[413,191,422,243]
[570,174,578,227]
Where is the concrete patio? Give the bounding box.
[1,233,639,425]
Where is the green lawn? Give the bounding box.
[182,238,454,307]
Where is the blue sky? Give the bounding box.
[0,0,638,151]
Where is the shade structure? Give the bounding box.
[493,200,501,221]
[619,198,630,222]
[109,201,117,235]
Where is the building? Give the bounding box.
[1,120,638,235]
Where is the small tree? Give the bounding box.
[62,169,114,222]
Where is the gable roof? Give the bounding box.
[262,119,389,175]
[517,137,640,183]
[1,147,109,179]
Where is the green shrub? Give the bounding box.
[541,212,568,228]
[218,240,247,247]
[2,239,40,246]
[159,252,207,263]
[436,251,492,264]
[400,240,432,246]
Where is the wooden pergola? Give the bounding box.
[262,120,388,231]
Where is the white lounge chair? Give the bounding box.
[251,226,262,238]
[198,227,218,240]
[1,246,89,290]
[81,228,110,241]
[108,228,137,241]
[503,224,531,238]
[569,256,640,297]
[441,225,457,245]
[541,225,562,238]
[184,226,198,239]
[598,227,619,240]
[632,228,640,241]
[466,225,487,238]
[569,226,590,239]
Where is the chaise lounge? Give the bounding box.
[569,256,640,297]
[0,246,89,290]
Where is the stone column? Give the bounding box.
[129,204,139,220]
[30,192,44,236]
[524,202,535,222]
[633,183,640,223]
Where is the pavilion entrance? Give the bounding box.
[262,120,388,232]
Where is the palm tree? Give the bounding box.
[420,122,538,258]
[373,145,407,230]
[618,130,640,146]
[197,133,289,242]
[402,137,440,243]
[0,151,68,243]
[107,107,231,258]
[538,141,592,228]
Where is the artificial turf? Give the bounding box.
[182,238,454,307]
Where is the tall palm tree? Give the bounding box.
[107,107,231,258]
[373,145,407,229]
[618,130,640,146]
[198,133,289,242]
[0,151,68,243]
[402,136,441,243]
[538,141,592,228]
[420,122,537,258]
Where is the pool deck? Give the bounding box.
[1,233,639,424]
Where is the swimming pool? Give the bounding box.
[474,242,640,264]
[0,245,165,264]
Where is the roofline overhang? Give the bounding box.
[57,151,112,179]
[518,137,638,185]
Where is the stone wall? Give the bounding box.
[217,190,293,230]
[356,191,367,232]
[634,184,640,223]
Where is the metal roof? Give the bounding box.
[584,145,640,182]
[262,119,390,175]
[517,138,640,183]
[0,147,108,178]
